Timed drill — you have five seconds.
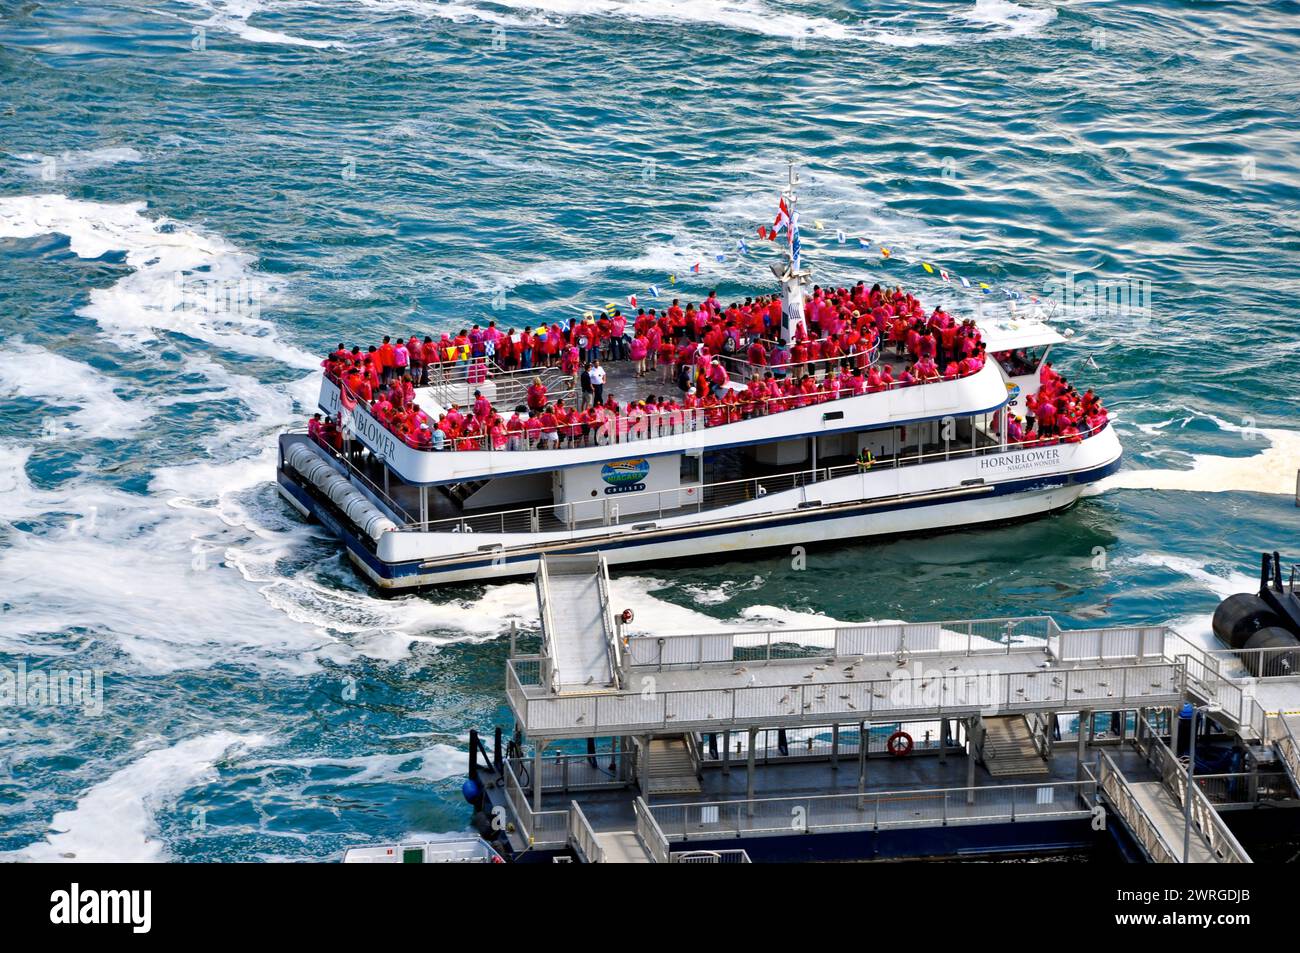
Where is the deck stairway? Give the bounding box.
[640,736,702,797]
[440,478,488,507]
[978,715,1050,778]
[537,554,622,695]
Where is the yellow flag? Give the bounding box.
[922,262,934,274]
[881,247,892,258]
[814,219,825,230]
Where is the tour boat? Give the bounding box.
[276,171,1122,589]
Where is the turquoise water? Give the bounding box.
[0,0,1298,861]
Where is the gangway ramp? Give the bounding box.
[1096,749,1251,863]
[537,554,622,695]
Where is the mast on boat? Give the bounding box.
[774,162,810,344]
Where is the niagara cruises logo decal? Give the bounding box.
[601,458,649,494]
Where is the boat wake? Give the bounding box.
[350,0,1057,47]
[1090,411,1300,497]
[3,731,268,863]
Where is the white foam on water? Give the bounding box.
[5,731,268,862]
[0,476,330,672]
[0,343,155,440]
[244,743,464,785]
[1091,409,1300,497]
[0,193,315,368]
[679,575,767,607]
[9,146,144,177]
[174,0,347,49]
[613,575,865,636]
[959,0,1056,36]
[0,194,543,674]
[1126,552,1256,603]
[351,0,1055,46]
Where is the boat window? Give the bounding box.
[680,454,700,483]
[402,847,424,863]
[993,345,1049,377]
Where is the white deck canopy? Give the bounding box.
[979,317,1067,353]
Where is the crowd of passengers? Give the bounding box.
[310,281,1106,453]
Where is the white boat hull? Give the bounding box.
[278,426,1121,589]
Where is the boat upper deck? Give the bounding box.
[317,359,1025,486]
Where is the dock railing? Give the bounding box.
[621,618,1191,670]
[670,849,753,863]
[1275,716,1300,791]
[594,557,624,689]
[502,757,568,849]
[506,653,1182,738]
[633,796,670,864]
[536,750,629,792]
[567,801,604,863]
[534,557,561,694]
[648,777,1095,841]
[1206,645,1300,679]
[1093,753,1179,863]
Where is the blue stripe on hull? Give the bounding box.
[280,454,1121,585]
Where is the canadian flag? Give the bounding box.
[339,380,357,411]
[627,294,637,308]
[772,196,791,235]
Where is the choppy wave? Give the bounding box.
[172,0,347,48]
[0,342,155,440]
[5,732,268,862]
[8,147,144,177]
[0,194,313,366]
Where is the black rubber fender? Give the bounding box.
[1213,593,1280,648]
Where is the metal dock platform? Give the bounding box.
[470,555,1300,863]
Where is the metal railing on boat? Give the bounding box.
[398,423,1112,536]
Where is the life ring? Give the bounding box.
[886,730,913,757]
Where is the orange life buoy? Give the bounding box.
[886,730,913,757]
